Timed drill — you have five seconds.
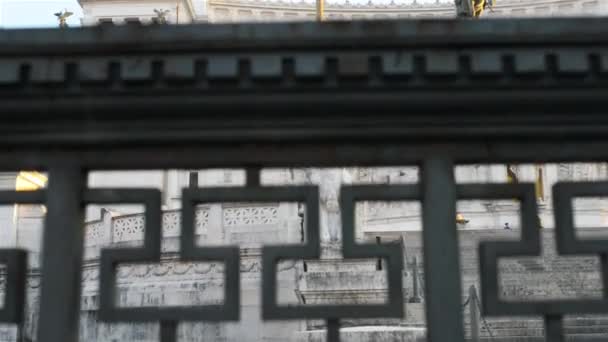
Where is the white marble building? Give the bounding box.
[77,0,608,25]
[79,0,197,25]
[3,163,608,341]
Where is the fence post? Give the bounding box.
[469,285,480,342]
[422,158,465,342]
[36,163,86,342]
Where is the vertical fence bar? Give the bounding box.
[545,315,565,342]
[160,320,178,342]
[326,318,340,342]
[421,158,465,342]
[37,163,86,342]
[469,285,480,342]
[246,167,261,187]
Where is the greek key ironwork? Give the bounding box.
[1,16,608,342]
[263,185,407,321]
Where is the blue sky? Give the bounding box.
[0,0,434,28]
[0,0,83,28]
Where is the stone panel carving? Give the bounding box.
[195,208,210,234]
[112,215,144,242]
[107,207,210,244]
[85,221,106,246]
[223,205,278,226]
[573,163,592,180]
[161,208,209,237]
[162,211,180,237]
[111,259,271,281]
[558,163,608,181]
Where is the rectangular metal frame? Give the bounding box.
[0,17,607,342]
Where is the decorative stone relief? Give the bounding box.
[195,208,210,234]
[112,215,144,242]
[107,208,210,244]
[573,163,592,180]
[194,263,215,274]
[162,211,180,237]
[110,259,266,281]
[558,163,606,181]
[240,261,261,273]
[82,268,100,282]
[223,205,278,226]
[161,209,209,236]
[85,221,105,245]
[558,163,573,180]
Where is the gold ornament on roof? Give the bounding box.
[54,9,73,28]
[316,0,325,21]
[456,213,470,225]
[470,0,495,18]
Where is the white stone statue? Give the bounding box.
[303,168,352,243]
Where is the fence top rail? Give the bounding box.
[0,18,607,55]
[0,18,608,152]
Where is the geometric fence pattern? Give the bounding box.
[1,17,608,342]
[3,173,607,342]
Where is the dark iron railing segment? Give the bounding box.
[0,18,607,342]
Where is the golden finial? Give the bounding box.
[456,213,470,225]
[316,0,325,21]
[54,9,73,28]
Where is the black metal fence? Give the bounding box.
[1,18,608,342]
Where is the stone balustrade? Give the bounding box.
[83,202,292,249]
[207,0,605,22]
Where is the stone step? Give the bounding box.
[470,325,608,338]
[566,327,608,334]
[466,321,608,329]
[470,336,607,342]
[477,329,608,338]
[465,318,608,329]
[564,333,608,341]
